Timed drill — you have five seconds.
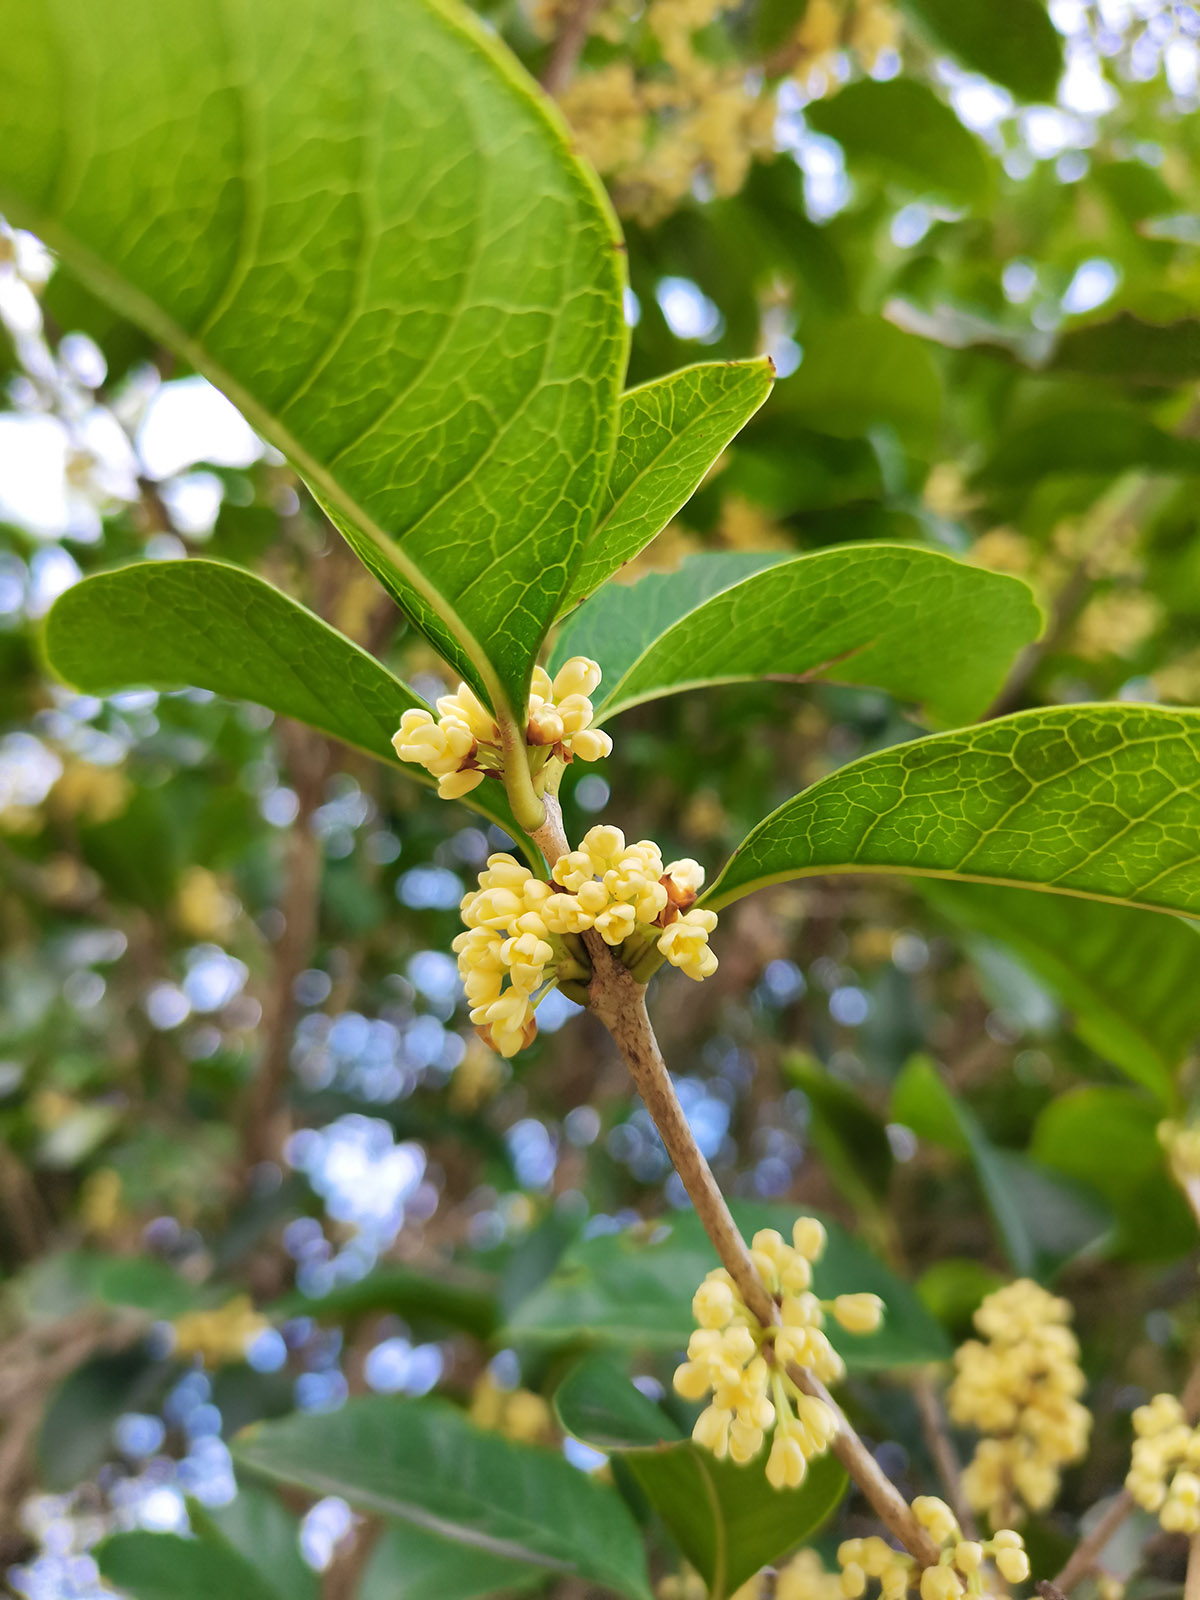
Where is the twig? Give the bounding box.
[1187,1530,1200,1600]
[539,0,604,94]
[911,1368,977,1539]
[1052,1490,1134,1593]
[532,795,940,1565]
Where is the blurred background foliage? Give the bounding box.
[2,1,1200,1596]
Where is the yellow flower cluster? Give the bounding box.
[674,1218,884,1490]
[839,1512,1030,1600]
[470,1372,555,1445]
[1127,1393,1200,1532]
[1157,1119,1200,1187]
[455,833,718,1056]
[948,1280,1090,1523]
[392,656,611,801]
[172,1296,270,1367]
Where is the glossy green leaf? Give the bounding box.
[891,1056,1111,1275]
[360,1523,542,1600]
[97,1533,284,1600]
[0,0,627,715]
[777,315,944,450]
[898,0,1063,102]
[1050,315,1200,387]
[919,881,1200,1100]
[43,561,525,840]
[192,1488,318,1600]
[565,545,1040,730]
[806,81,992,206]
[560,359,775,614]
[233,1396,651,1600]
[706,705,1200,920]
[1031,1087,1195,1261]
[555,1357,847,1598]
[505,1203,949,1366]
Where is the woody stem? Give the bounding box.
[530,792,939,1565]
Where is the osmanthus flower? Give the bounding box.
[672,1217,883,1490]
[838,1506,1030,1600]
[948,1279,1090,1523]
[1126,1393,1200,1533]
[391,655,612,799]
[455,836,720,1056]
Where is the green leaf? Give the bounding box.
[705,705,1200,921]
[784,1053,893,1213]
[560,359,775,614]
[565,545,1040,730]
[97,1532,284,1600]
[918,881,1200,1100]
[806,81,992,207]
[38,1350,167,1491]
[1030,1087,1195,1261]
[274,1262,498,1340]
[556,1357,847,1599]
[0,0,627,716]
[43,561,524,841]
[898,0,1063,102]
[1050,315,1200,387]
[975,407,1200,487]
[360,1523,542,1600]
[891,1056,1111,1275]
[233,1396,651,1600]
[191,1487,318,1600]
[777,316,944,451]
[505,1203,949,1367]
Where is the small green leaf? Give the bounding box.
[1050,315,1200,387]
[916,1259,1006,1337]
[919,882,1200,1100]
[43,561,525,841]
[0,0,628,715]
[505,1204,949,1366]
[777,315,944,450]
[561,359,775,613]
[1031,1087,1195,1261]
[706,705,1200,920]
[898,0,1063,102]
[97,1532,284,1600]
[274,1262,498,1340]
[564,545,1040,730]
[360,1523,542,1600]
[891,1056,1111,1275]
[233,1396,651,1600]
[191,1489,318,1600]
[555,1357,847,1598]
[806,81,992,206]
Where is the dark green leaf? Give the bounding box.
[919,881,1200,1100]
[1050,315,1200,387]
[975,407,1200,486]
[555,1357,846,1597]
[777,315,944,450]
[898,0,1063,102]
[360,1523,542,1600]
[706,705,1200,921]
[569,545,1039,730]
[784,1053,894,1211]
[806,81,992,206]
[505,1203,949,1366]
[274,1263,498,1340]
[38,1351,167,1492]
[0,0,627,714]
[97,1532,283,1600]
[43,561,524,841]
[562,359,775,612]
[1031,1087,1195,1261]
[233,1396,651,1599]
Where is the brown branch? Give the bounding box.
[532,795,940,1566]
[911,1368,977,1539]
[1187,1530,1200,1600]
[240,720,328,1172]
[1052,1492,1134,1594]
[539,0,604,94]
